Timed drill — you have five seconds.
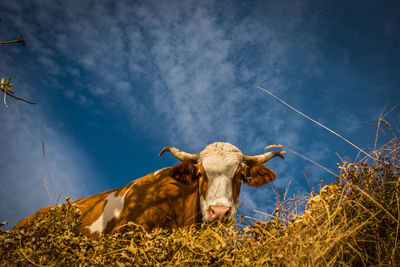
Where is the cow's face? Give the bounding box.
[197,143,278,221]
[160,142,284,222]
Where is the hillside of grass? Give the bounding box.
[1,137,399,266]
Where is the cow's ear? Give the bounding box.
[170,161,198,185]
[243,164,276,188]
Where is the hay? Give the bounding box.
[1,138,399,266]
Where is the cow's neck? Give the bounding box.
[155,175,203,229]
[113,173,202,232]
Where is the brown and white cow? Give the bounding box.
[13,142,284,238]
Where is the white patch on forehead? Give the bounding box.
[200,142,243,161]
[87,182,135,234]
[200,142,243,176]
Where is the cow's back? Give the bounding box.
[12,206,54,229]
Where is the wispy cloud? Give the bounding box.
[2,0,317,152]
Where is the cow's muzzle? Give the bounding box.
[209,205,231,221]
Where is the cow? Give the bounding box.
[13,142,284,239]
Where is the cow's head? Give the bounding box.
[159,142,285,222]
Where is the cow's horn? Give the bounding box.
[159,146,200,162]
[244,145,285,164]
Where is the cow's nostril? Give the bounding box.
[222,208,230,216]
[225,208,230,216]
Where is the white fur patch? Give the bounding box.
[87,182,135,234]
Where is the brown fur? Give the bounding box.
[169,161,198,185]
[243,164,276,188]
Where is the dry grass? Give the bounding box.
[1,137,399,266]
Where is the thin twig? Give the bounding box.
[254,85,376,160]
[374,109,384,150]
[383,104,399,118]
[3,87,8,107]
[374,104,398,149]
[0,88,36,104]
[392,191,400,262]
[0,35,26,46]
[284,147,337,176]
[42,141,55,201]
[43,178,53,201]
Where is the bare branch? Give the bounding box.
[1,88,36,105]
[0,35,26,46]
[284,146,337,176]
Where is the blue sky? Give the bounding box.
[1,0,399,229]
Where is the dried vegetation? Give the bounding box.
[1,138,399,266]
